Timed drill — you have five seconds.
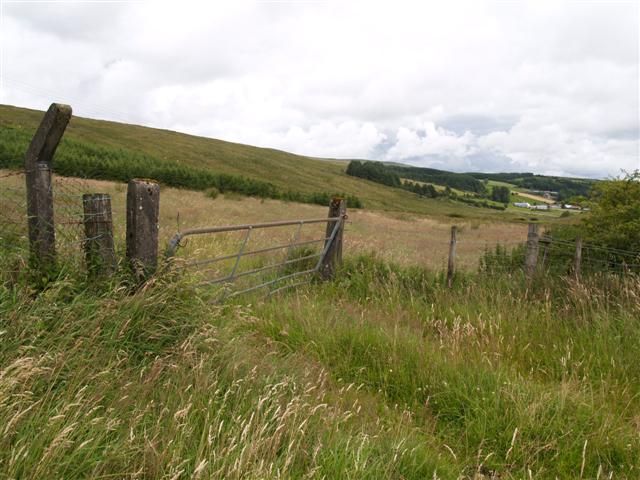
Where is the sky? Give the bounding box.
[1,0,638,178]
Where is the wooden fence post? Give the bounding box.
[320,197,346,280]
[447,225,457,288]
[126,179,160,280]
[573,236,583,281]
[83,193,116,276]
[24,103,72,270]
[524,223,540,283]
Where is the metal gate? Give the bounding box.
[165,213,345,302]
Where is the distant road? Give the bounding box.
[517,191,555,204]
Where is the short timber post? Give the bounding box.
[447,225,457,288]
[524,223,540,283]
[573,236,583,281]
[83,193,116,276]
[24,103,72,270]
[320,197,346,280]
[126,179,160,280]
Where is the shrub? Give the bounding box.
[205,187,220,199]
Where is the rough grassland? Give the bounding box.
[1,172,528,270]
[1,254,639,479]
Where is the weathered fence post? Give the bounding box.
[24,103,72,270]
[447,225,457,288]
[126,179,159,280]
[524,223,540,283]
[320,197,346,280]
[573,236,583,281]
[83,193,116,276]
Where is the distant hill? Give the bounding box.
[0,103,590,219]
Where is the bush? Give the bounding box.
[205,187,220,199]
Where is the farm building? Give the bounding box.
[513,202,530,208]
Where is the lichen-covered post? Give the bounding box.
[24,103,72,270]
[447,225,457,288]
[524,223,540,283]
[573,236,583,281]
[126,179,159,280]
[320,197,346,280]
[83,193,116,276]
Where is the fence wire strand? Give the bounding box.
[1,167,103,265]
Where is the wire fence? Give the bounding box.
[0,167,98,266]
[0,169,29,252]
[477,229,640,278]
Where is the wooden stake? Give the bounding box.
[447,225,457,288]
[524,223,540,283]
[574,236,583,281]
[126,179,160,280]
[320,197,346,280]
[83,193,116,276]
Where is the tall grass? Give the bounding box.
[1,250,639,478]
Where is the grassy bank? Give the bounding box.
[2,253,639,478]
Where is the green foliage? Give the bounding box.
[402,180,440,198]
[387,165,488,194]
[0,124,363,209]
[542,172,640,273]
[346,160,401,187]
[478,243,525,273]
[583,171,640,253]
[513,175,594,201]
[490,185,511,204]
[467,172,596,202]
[457,196,506,211]
[345,161,494,203]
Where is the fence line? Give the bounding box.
[1,102,639,299]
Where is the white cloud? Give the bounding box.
[1,0,638,177]
[386,123,477,160]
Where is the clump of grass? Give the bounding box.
[204,186,220,199]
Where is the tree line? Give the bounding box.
[346,160,510,209]
[0,125,363,208]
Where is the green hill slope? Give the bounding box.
[0,103,562,221]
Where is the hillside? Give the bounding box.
[0,104,448,216]
[0,104,574,222]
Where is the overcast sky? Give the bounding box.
[1,1,638,178]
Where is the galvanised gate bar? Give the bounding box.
[165,201,347,301]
